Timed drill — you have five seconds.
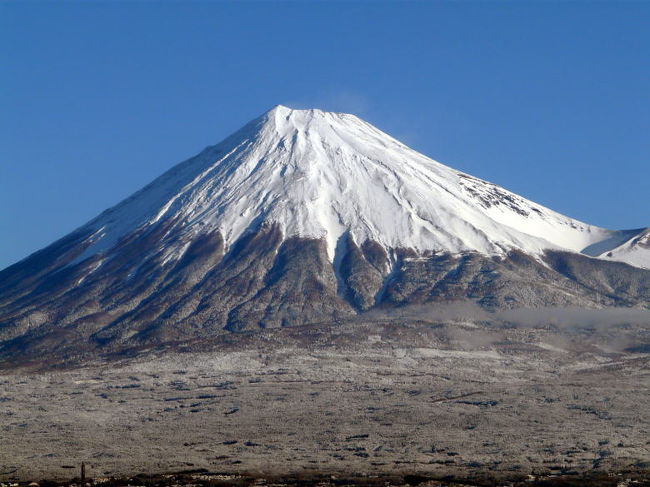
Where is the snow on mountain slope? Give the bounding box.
[594,228,650,269]
[68,105,644,269]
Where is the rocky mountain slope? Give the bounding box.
[1,105,648,361]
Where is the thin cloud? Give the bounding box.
[282,91,370,117]
[496,306,650,330]
[361,302,650,330]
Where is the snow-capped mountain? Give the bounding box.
[1,105,648,362]
[69,105,645,268]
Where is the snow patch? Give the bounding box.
[61,105,647,270]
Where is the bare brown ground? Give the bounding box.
[1,321,649,482]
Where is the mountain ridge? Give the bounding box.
[1,105,648,362]
[38,104,648,272]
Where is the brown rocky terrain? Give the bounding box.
[1,221,649,363]
[1,319,649,482]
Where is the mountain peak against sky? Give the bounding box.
[1,105,649,358]
[60,106,647,270]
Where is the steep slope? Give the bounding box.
[58,105,640,267]
[595,228,650,268]
[0,105,648,362]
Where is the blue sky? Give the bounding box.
[1,1,649,270]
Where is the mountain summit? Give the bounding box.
[64,105,647,268]
[1,106,648,361]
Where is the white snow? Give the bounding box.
[68,105,649,269]
[595,228,650,269]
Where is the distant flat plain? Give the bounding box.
[1,319,649,482]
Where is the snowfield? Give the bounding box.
[68,105,648,269]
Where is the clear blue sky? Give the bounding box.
[1,2,649,270]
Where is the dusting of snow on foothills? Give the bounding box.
[71,105,649,269]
